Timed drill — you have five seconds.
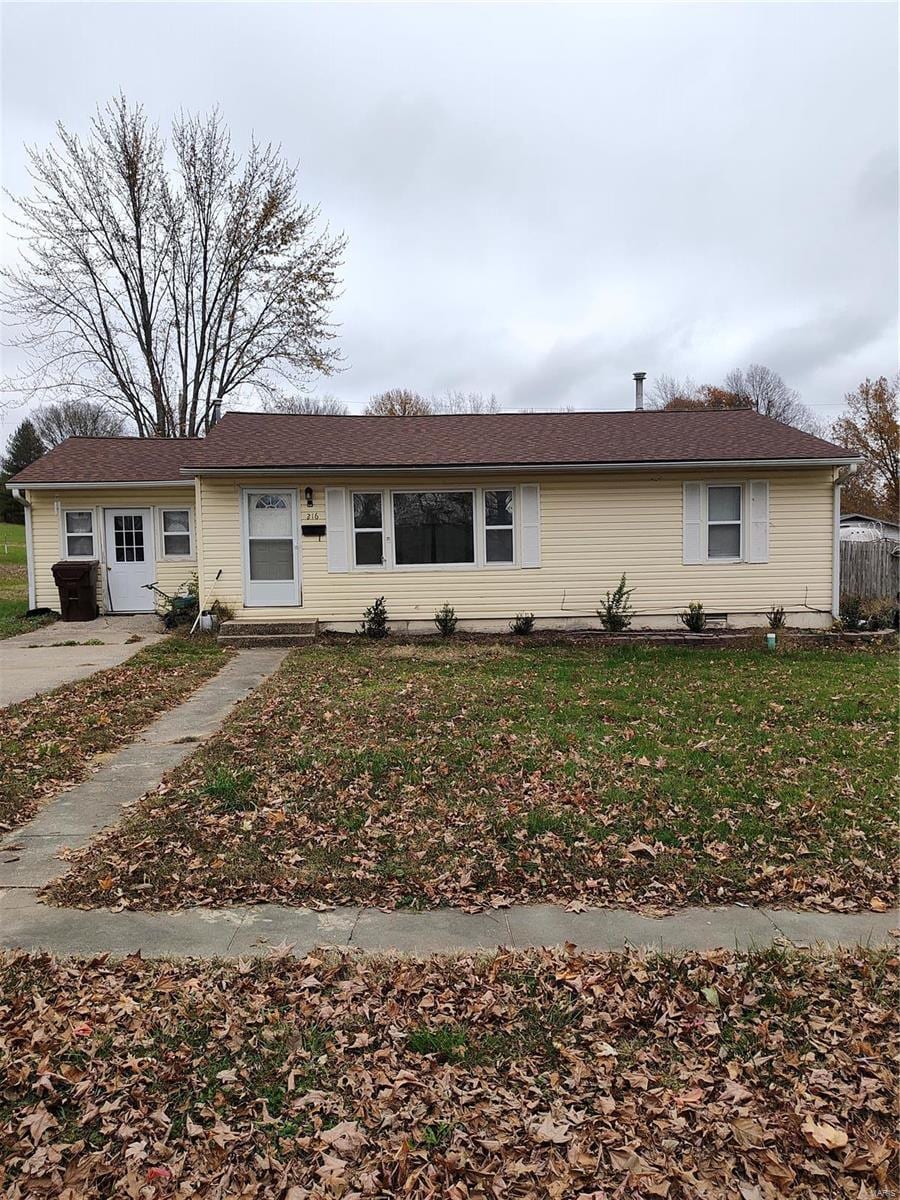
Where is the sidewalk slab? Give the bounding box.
[227,905,360,956]
[764,907,899,948]
[351,907,511,954]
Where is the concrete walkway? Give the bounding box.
[1,895,896,958]
[0,648,287,890]
[0,613,163,706]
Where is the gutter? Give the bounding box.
[10,488,36,610]
[179,456,862,479]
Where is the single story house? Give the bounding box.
[839,513,900,544]
[7,406,859,631]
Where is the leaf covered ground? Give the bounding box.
[49,642,897,912]
[0,946,896,1198]
[0,634,230,832]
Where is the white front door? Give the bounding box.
[243,489,301,607]
[104,509,155,612]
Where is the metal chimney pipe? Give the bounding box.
[633,372,646,411]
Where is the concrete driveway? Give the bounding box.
[0,614,163,707]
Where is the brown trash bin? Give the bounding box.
[51,560,99,622]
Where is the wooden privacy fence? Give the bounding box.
[840,540,900,599]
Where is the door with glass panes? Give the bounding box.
[104,508,155,611]
[242,490,300,606]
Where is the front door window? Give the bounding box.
[113,513,145,563]
[248,493,294,581]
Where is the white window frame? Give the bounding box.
[390,488,477,572]
[704,483,744,563]
[343,486,524,572]
[158,506,195,561]
[351,491,386,570]
[61,508,97,560]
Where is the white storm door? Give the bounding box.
[104,509,155,612]
[243,489,301,607]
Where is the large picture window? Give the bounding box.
[393,491,474,566]
[707,485,742,559]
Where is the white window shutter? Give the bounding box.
[520,484,541,568]
[683,482,703,564]
[747,480,769,563]
[325,488,349,572]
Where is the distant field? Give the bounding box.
[0,521,26,567]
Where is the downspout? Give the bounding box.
[11,488,36,610]
[194,474,206,612]
[832,465,857,619]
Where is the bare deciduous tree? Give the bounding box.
[364,388,434,416]
[434,390,501,415]
[648,374,699,409]
[33,399,127,446]
[2,97,345,437]
[651,364,821,433]
[262,393,349,416]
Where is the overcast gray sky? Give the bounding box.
[1,1,897,442]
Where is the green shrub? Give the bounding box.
[434,603,458,637]
[361,596,389,638]
[766,605,786,630]
[597,573,634,632]
[510,612,535,635]
[680,601,707,632]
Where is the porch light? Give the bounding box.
[304,487,314,507]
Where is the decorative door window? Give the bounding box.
[248,493,294,581]
[113,514,145,563]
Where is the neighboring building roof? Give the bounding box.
[840,513,899,527]
[8,409,857,487]
[8,437,203,487]
[182,409,855,473]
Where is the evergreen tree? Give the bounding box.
[0,419,46,523]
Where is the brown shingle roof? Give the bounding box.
[8,437,202,486]
[184,409,854,471]
[8,410,855,486]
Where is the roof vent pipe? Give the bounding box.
[633,372,646,411]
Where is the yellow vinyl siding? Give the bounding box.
[196,469,836,625]
[27,487,197,611]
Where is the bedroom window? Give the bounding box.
[161,509,193,558]
[393,491,475,566]
[484,489,514,563]
[707,485,742,559]
[64,510,95,558]
[352,492,384,566]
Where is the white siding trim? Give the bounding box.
[747,481,769,563]
[325,487,349,573]
[832,481,841,618]
[682,482,703,564]
[520,484,541,568]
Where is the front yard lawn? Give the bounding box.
[0,634,231,832]
[50,642,897,912]
[0,946,895,1197]
[0,521,55,639]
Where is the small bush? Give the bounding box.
[680,601,707,632]
[597,573,634,632]
[210,599,235,623]
[839,594,865,631]
[434,603,458,637]
[766,605,786,630]
[864,598,900,631]
[510,612,535,635]
[361,596,389,639]
[202,767,255,812]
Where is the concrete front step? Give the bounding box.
[219,633,315,649]
[219,620,317,637]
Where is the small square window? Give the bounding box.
[65,511,94,558]
[162,510,192,558]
